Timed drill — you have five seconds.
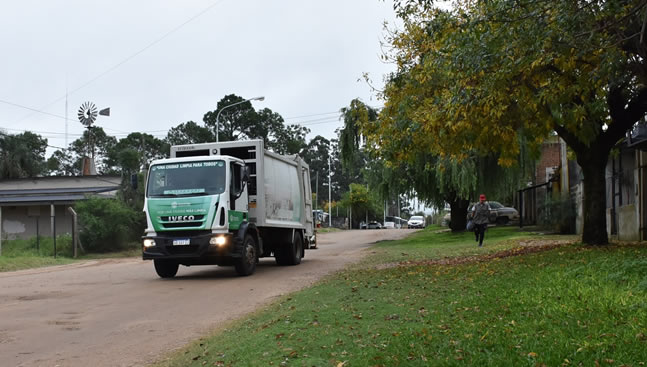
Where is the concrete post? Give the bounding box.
[67,207,78,258]
[50,204,56,258]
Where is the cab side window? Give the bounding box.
[231,163,243,196]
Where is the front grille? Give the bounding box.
[163,222,203,228]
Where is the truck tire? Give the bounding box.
[275,233,302,266]
[235,234,257,276]
[154,260,179,278]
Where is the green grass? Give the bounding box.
[154,227,647,366]
[0,235,76,272]
[0,236,141,272]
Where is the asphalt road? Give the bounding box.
[0,229,414,367]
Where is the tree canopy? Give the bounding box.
[378,0,647,244]
[0,131,48,179]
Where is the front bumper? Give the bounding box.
[142,232,242,264]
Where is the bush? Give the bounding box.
[76,197,142,253]
[433,211,449,226]
[2,234,74,257]
[538,194,576,234]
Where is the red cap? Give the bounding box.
[479,194,486,200]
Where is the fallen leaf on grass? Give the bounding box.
[378,240,576,269]
[480,331,488,341]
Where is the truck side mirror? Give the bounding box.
[242,167,250,183]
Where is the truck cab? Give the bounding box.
[142,155,257,277]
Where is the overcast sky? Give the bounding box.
[0,0,400,155]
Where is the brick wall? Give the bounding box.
[536,142,561,184]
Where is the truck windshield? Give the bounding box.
[147,160,226,197]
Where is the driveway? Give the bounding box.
[0,229,414,367]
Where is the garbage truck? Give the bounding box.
[142,139,316,278]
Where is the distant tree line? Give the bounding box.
[0,94,385,221]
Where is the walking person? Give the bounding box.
[471,194,491,247]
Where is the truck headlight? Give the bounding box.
[209,236,227,246]
[143,239,156,248]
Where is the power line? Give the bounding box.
[299,119,343,126]
[0,103,370,140]
[0,98,68,120]
[284,111,341,120]
[9,0,230,126]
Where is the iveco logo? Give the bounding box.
[169,215,195,222]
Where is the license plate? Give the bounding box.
[173,239,191,246]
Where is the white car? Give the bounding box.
[407,215,425,229]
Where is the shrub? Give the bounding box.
[76,197,142,253]
[538,193,576,234]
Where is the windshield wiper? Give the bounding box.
[177,192,210,197]
[150,192,211,198]
[149,193,178,198]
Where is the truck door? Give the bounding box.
[230,162,248,214]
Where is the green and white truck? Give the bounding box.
[142,139,316,278]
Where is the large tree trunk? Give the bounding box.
[577,148,610,245]
[448,196,470,232]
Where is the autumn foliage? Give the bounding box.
[371,0,647,244]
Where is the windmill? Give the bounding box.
[77,101,110,175]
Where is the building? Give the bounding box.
[605,124,647,241]
[0,176,121,241]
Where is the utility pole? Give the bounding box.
[349,184,353,229]
[384,200,386,227]
[397,194,401,229]
[328,156,332,227]
[365,183,368,229]
[65,85,68,148]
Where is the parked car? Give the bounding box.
[488,201,519,224]
[385,216,405,229]
[407,215,425,229]
[468,201,519,225]
[367,221,382,229]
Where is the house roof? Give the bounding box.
[0,175,122,205]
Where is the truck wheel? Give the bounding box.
[154,260,179,278]
[292,234,303,265]
[235,235,257,276]
[275,234,302,266]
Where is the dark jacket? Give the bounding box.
[472,202,491,225]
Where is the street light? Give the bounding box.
[215,96,265,142]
